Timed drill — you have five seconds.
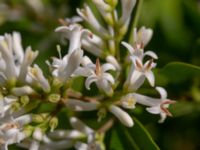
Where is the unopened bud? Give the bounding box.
[49,117,58,132]
[105,0,118,7]
[20,96,30,106]
[97,108,107,122]
[23,125,34,137]
[33,127,43,141]
[11,102,20,112]
[48,93,61,103]
[32,113,48,123]
[109,105,134,127]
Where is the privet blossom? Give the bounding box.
[0,0,175,150]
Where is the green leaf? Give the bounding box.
[128,117,160,150]
[108,128,124,150]
[116,117,160,150]
[160,62,200,83]
[116,123,140,150]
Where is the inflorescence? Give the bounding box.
[0,0,175,150]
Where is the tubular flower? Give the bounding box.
[52,48,83,82]
[75,58,116,96]
[55,24,92,54]
[119,0,136,27]
[109,105,134,127]
[77,4,109,38]
[0,32,38,83]
[132,26,153,49]
[124,56,156,91]
[70,117,105,150]
[122,41,158,60]
[123,87,176,123]
[0,114,31,150]
[0,0,176,149]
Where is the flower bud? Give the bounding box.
[11,102,20,112]
[48,93,61,103]
[23,125,34,137]
[49,117,58,132]
[97,108,107,122]
[32,113,48,123]
[33,127,43,141]
[20,95,29,106]
[109,105,134,127]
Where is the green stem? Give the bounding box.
[129,0,143,43]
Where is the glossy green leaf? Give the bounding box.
[109,128,124,150]
[160,62,200,83]
[116,117,160,150]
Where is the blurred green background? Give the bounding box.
[0,0,200,150]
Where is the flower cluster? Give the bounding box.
[0,0,175,150]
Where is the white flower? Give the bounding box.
[11,86,35,96]
[64,16,83,24]
[75,58,116,96]
[0,32,38,83]
[0,114,31,150]
[82,33,105,57]
[55,24,91,54]
[0,96,18,119]
[65,99,99,111]
[120,93,137,109]
[70,117,105,150]
[131,87,176,123]
[18,47,38,83]
[122,41,158,60]
[52,48,83,82]
[92,0,113,25]
[132,26,153,48]
[106,55,121,71]
[27,64,50,92]
[109,105,134,127]
[118,0,136,26]
[124,56,156,91]
[77,4,109,37]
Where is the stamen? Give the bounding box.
[56,45,62,59]
[95,58,101,76]
[161,107,173,117]
[135,58,143,70]
[162,100,176,105]
[145,59,153,71]
[58,18,68,26]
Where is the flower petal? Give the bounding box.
[73,67,92,77]
[144,51,158,59]
[145,71,155,87]
[75,142,88,150]
[106,55,121,70]
[61,48,83,81]
[101,73,115,84]
[156,87,167,99]
[97,79,113,96]
[70,117,93,135]
[146,106,160,114]
[101,63,116,72]
[133,93,161,106]
[121,41,134,55]
[85,75,97,90]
